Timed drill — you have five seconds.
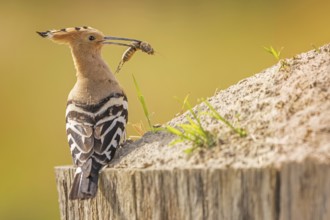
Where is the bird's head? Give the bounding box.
[37,26,140,53]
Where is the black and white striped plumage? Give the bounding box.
[66,93,128,200]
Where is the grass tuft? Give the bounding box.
[166,97,216,153]
[166,97,247,154]
[264,46,283,61]
[264,46,291,72]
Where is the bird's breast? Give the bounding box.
[68,78,124,105]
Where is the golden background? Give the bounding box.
[1,0,329,219]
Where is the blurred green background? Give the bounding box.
[1,0,330,219]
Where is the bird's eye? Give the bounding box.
[89,36,95,41]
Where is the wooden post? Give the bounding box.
[55,160,330,220]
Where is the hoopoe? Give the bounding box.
[37,26,141,200]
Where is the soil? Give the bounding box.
[109,44,330,169]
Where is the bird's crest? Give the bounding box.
[36,26,106,45]
[36,26,94,38]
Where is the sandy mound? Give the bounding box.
[109,44,330,169]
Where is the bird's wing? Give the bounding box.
[66,103,95,166]
[92,97,128,165]
[66,94,128,167]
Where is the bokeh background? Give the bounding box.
[1,0,330,219]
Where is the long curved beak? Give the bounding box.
[104,36,141,42]
[102,36,141,47]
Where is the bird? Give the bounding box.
[37,26,140,200]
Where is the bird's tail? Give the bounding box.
[69,159,101,200]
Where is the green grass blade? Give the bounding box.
[169,138,184,146]
[166,125,183,136]
[263,46,283,60]
[183,146,197,154]
[204,100,247,137]
[132,74,153,131]
[185,101,207,135]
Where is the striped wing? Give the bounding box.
[92,97,128,165]
[66,110,95,166]
[66,94,128,167]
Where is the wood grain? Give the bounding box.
[56,160,330,219]
[55,166,281,220]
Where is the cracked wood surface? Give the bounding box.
[55,160,330,220]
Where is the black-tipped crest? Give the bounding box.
[36,26,91,37]
[36,26,95,41]
[36,31,50,38]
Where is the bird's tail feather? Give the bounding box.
[69,159,100,200]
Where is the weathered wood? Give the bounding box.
[56,166,279,220]
[280,160,330,220]
[55,160,330,220]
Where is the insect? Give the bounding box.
[115,41,154,73]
